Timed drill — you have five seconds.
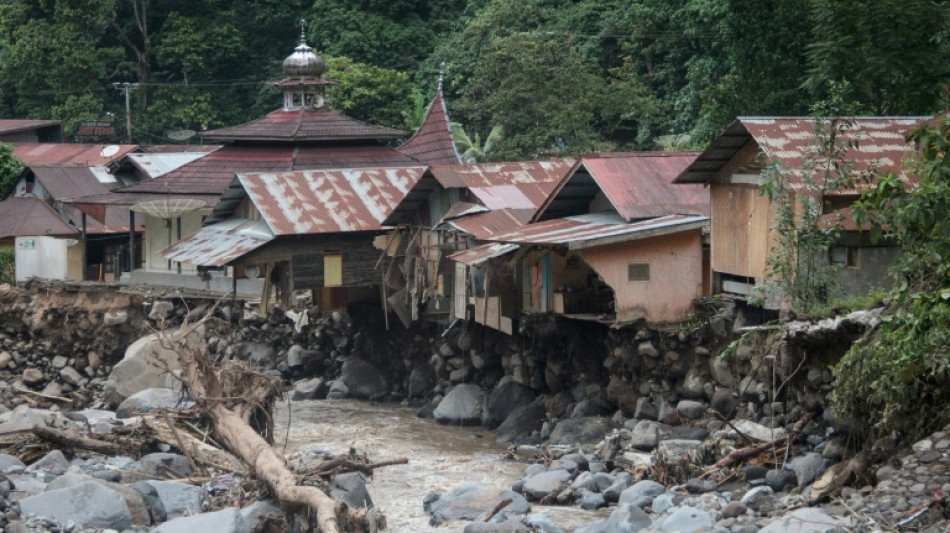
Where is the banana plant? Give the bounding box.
[451,122,504,163]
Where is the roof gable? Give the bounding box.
[13,143,136,167]
[396,89,462,165]
[0,197,76,239]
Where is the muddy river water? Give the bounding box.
[275,399,605,532]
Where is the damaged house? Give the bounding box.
[673,117,928,306]
[451,152,709,330]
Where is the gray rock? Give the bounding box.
[116,388,191,419]
[579,491,606,510]
[570,399,609,419]
[330,472,373,508]
[464,519,531,533]
[434,384,485,425]
[765,469,796,492]
[709,358,736,387]
[603,473,633,503]
[787,452,825,488]
[408,367,435,398]
[526,513,565,533]
[740,486,775,512]
[578,503,652,533]
[104,309,128,326]
[427,483,529,526]
[629,421,660,451]
[684,478,716,494]
[634,397,658,421]
[657,439,703,461]
[240,500,283,531]
[149,301,175,321]
[25,450,69,476]
[153,507,250,533]
[758,507,850,533]
[45,473,95,491]
[522,470,572,501]
[0,454,25,471]
[722,501,747,518]
[618,480,665,508]
[496,400,546,444]
[144,480,203,519]
[327,379,348,399]
[290,378,328,401]
[676,400,706,420]
[547,459,578,475]
[103,330,197,405]
[131,481,167,523]
[19,481,134,529]
[51,355,68,368]
[659,506,715,532]
[21,368,44,384]
[124,453,193,482]
[59,365,84,385]
[340,358,392,399]
[651,493,675,513]
[710,388,738,416]
[483,381,536,429]
[547,417,612,445]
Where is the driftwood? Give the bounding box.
[305,457,408,478]
[31,426,120,455]
[713,415,811,469]
[161,313,381,533]
[142,416,245,474]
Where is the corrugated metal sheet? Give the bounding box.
[445,209,534,240]
[201,107,406,142]
[579,152,708,219]
[124,151,213,179]
[12,143,136,167]
[0,197,77,239]
[241,167,426,235]
[161,218,275,266]
[448,243,519,266]
[675,117,929,185]
[0,119,61,134]
[439,202,490,222]
[397,89,462,166]
[121,143,423,196]
[430,161,575,209]
[64,191,217,208]
[489,213,708,250]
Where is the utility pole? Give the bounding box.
[112,82,140,142]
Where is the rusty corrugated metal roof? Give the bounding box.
[447,242,519,266]
[117,143,423,196]
[123,151,214,179]
[0,119,61,135]
[0,197,77,239]
[444,208,534,240]
[240,167,426,235]
[201,107,406,142]
[488,213,708,250]
[675,117,930,186]
[429,161,575,210]
[161,218,275,266]
[397,89,462,166]
[12,143,136,167]
[64,191,217,208]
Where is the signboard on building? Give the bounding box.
[75,121,116,138]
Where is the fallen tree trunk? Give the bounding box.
[32,426,120,455]
[160,312,380,533]
[142,416,245,474]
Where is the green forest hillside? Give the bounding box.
[1,0,947,159]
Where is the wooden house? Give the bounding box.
[673,117,928,306]
[451,152,709,329]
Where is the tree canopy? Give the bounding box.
[0,0,947,156]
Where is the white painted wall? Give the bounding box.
[15,236,78,282]
[143,211,205,273]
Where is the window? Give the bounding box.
[829,246,858,268]
[628,263,650,281]
[324,251,342,286]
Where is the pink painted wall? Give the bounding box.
[580,229,703,323]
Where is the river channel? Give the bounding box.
[275,399,605,532]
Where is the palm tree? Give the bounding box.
[653,133,692,151]
[451,123,504,163]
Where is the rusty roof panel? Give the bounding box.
[396,90,462,166]
[447,243,519,266]
[579,152,708,220]
[488,213,708,250]
[63,191,217,208]
[161,218,275,266]
[0,197,77,239]
[675,117,929,184]
[240,167,426,235]
[0,119,61,135]
[12,143,136,167]
[124,151,213,179]
[445,209,534,240]
[429,161,575,210]
[119,144,422,196]
[439,202,490,222]
[201,108,406,141]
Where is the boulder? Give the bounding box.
[240,500,283,531]
[103,329,201,405]
[483,381,536,429]
[606,377,639,416]
[758,507,850,533]
[710,388,738,416]
[675,400,705,420]
[786,452,826,488]
[153,507,250,533]
[131,481,167,523]
[547,417,612,445]
[235,342,276,370]
[577,503,651,533]
[427,483,529,526]
[25,450,68,476]
[290,378,329,401]
[116,388,192,419]
[19,481,136,529]
[522,470,572,501]
[657,439,703,462]
[729,420,786,442]
[618,480,665,508]
[496,400,546,444]
[330,472,373,508]
[340,358,391,399]
[124,453,193,482]
[434,384,485,425]
[628,420,660,451]
[659,506,715,532]
[408,366,436,398]
[144,480,203,519]
[0,454,25,471]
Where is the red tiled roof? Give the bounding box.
[12,143,136,167]
[397,89,461,166]
[201,107,406,142]
[115,143,423,196]
[240,167,426,235]
[675,117,930,186]
[0,197,76,239]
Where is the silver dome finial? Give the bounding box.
[438,61,445,91]
[300,19,306,44]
